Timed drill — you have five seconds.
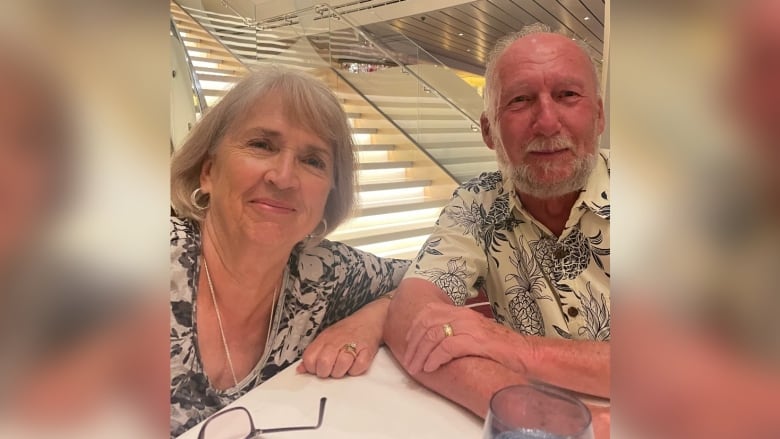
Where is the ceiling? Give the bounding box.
[361,0,605,75]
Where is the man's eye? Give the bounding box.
[558,90,582,99]
[510,96,532,104]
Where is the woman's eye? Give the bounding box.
[248,139,273,150]
[303,156,327,170]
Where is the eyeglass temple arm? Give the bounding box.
[258,397,327,434]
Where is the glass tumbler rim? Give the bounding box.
[488,382,592,437]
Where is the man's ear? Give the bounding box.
[199,157,214,193]
[481,112,496,150]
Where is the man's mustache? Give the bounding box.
[524,136,575,153]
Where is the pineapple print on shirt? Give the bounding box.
[416,257,473,304]
[531,228,591,284]
[505,244,550,336]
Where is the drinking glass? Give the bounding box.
[483,384,593,439]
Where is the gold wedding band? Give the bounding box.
[342,342,358,358]
[442,323,454,338]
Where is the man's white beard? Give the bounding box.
[495,134,598,199]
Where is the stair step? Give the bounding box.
[356,144,395,152]
[359,180,431,192]
[390,113,466,121]
[357,199,445,216]
[188,55,243,67]
[406,127,477,134]
[195,72,242,83]
[182,36,227,50]
[359,161,413,170]
[202,89,227,97]
[340,98,449,110]
[193,65,245,76]
[337,225,435,248]
[352,127,378,134]
[353,234,433,260]
[420,141,485,149]
[436,156,497,166]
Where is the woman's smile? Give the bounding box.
[249,197,297,215]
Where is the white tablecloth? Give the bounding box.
[177,347,484,438]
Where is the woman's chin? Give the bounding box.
[241,223,303,250]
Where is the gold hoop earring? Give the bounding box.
[306,219,328,240]
[190,187,209,210]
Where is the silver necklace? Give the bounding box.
[202,257,280,389]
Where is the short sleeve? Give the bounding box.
[404,188,489,306]
[310,241,410,330]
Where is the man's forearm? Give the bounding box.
[384,289,524,417]
[521,335,610,398]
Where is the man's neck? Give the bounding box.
[517,191,579,237]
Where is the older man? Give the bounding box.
[384,23,610,418]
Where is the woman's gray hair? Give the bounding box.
[171,66,356,233]
[483,23,602,125]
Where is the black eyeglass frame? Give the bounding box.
[197,397,327,439]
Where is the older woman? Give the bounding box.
[169,67,410,436]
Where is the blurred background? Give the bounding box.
[612,0,780,437]
[0,0,169,437]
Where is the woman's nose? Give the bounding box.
[264,152,299,190]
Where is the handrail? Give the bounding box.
[172,0,253,70]
[316,4,479,126]
[170,19,207,113]
[218,0,480,127]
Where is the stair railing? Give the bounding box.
[220,0,481,128]
[171,18,207,114]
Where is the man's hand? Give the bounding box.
[403,301,534,375]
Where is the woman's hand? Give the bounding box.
[297,297,391,378]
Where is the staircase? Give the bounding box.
[171,2,496,259]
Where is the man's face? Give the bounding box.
[483,33,605,199]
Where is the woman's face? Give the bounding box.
[200,92,334,250]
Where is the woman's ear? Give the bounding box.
[199,157,213,193]
[481,112,496,150]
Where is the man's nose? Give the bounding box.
[531,95,562,137]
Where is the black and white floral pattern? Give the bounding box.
[409,152,610,341]
[170,218,409,437]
